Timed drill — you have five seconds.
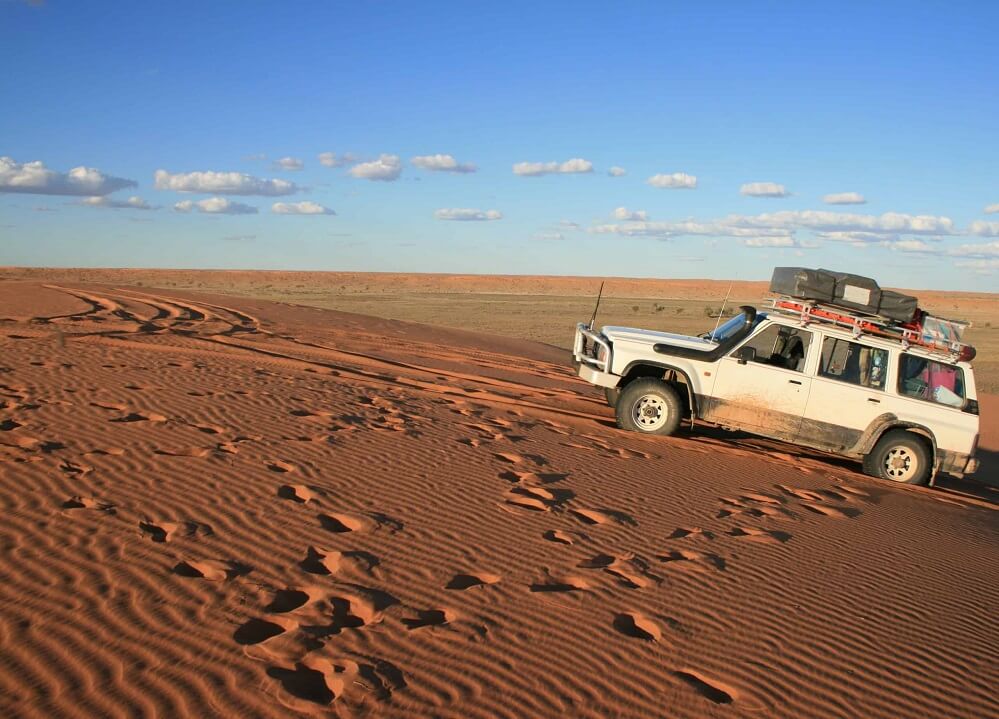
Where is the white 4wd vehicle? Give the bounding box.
[573,300,980,487]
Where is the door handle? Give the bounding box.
[867,398,881,403]
[788,379,802,385]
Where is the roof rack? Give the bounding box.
[767,295,975,363]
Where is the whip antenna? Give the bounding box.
[710,283,733,341]
[589,281,605,330]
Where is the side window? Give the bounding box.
[818,337,888,390]
[735,325,812,372]
[898,354,965,408]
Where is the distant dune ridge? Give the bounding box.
[0,278,997,718]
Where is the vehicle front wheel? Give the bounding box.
[615,378,683,436]
[863,430,932,485]
[604,386,620,408]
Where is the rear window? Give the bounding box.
[897,354,966,408]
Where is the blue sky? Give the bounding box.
[2,0,997,290]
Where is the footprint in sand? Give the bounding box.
[154,447,212,458]
[112,411,167,423]
[657,549,727,572]
[529,574,590,593]
[402,608,454,630]
[542,529,583,545]
[318,512,403,534]
[278,484,318,503]
[265,585,330,613]
[578,554,660,589]
[82,447,126,457]
[234,616,297,645]
[497,469,569,485]
[173,559,252,581]
[193,424,225,435]
[667,527,716,540]
[139,520,213,543]
[674,670,736,705]
[300,546,379,576]
[493,451,548,466]
[62,496,116,513]
[613,612,662,642]
[728,527,792,544]
[266,656,405,709]
[59,460,94,475]
[800,503,862,519]
[570,507,637,527]
[90,401,127,412]
[266,460,296,473]
[446,572,501,590]
[503,485,576,513]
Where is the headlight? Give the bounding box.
[597,344,608,363]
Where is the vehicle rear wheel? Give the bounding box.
[615,378,683,436]
[604,386,620,408]
[863,430,932,485]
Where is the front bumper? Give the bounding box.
[576,363,620,388]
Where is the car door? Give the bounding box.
[703,322,815,441]
[798,334,892,451]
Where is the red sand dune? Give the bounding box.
[0,280,996,718]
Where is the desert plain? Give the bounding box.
[0,269,996,718]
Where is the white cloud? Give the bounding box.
[173,197,258,214]
[0,157,136,196]
[743,236,798,248]
[814,230,897,244]
[823,192,866,205]
[592,219,793,240]
[154,169,297,196]
[969,220,999,237]
[274,156,304,171]
[613,207,648,221]
[81,196,156,210]
[984,203,999,214]
[317,152,360,168]
[887,238,939,253]
[349,154,403,181]
[513,158,593,176]
[272,201,335,215]
[590,209,955,245]
[411,154,476,173]
[647,172,697,189]
[950,239,999,257]
[434,208,502,221]
[607,166,627,177]
[954,258,999,273]
[741,182,790,198]
[534,231,565,241]
[750,210,954,235]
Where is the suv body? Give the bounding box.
[573,305,980,485]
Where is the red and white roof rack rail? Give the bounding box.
[767,295,976,363]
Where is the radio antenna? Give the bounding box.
[710,283,733,341]
[588,281,605,330]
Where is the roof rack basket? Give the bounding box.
[767,295,975,363]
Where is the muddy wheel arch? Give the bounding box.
[854,414,939,472]
[619,361,697,426]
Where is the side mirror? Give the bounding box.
[735,346,756,365]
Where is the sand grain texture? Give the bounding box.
[0,280,996,718]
